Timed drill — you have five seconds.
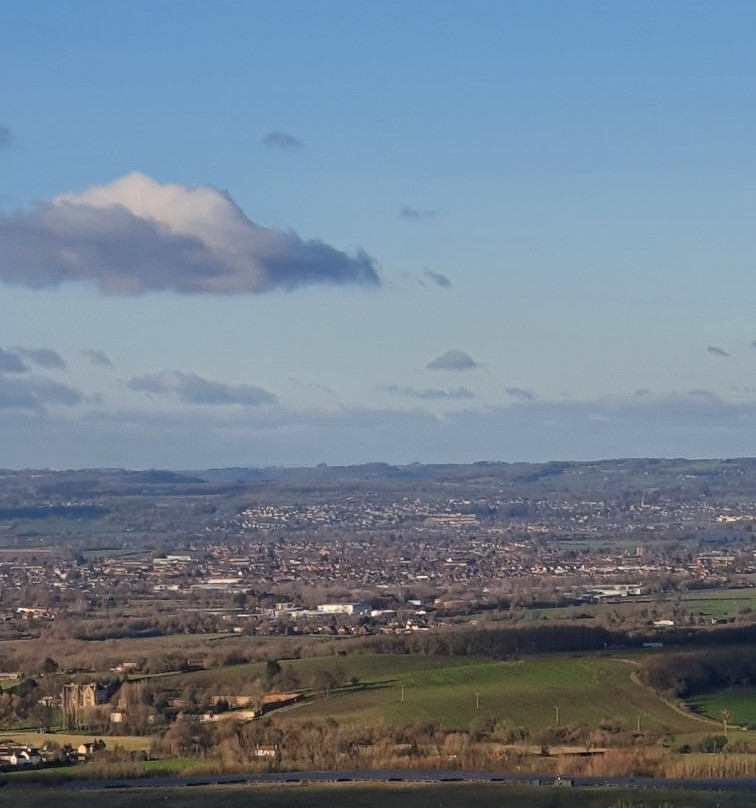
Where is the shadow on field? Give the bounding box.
[336,680,396,693]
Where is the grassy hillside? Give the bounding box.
[687,686,756,725]
[259,653,705,733]
[160,651,484,689]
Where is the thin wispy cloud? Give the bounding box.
[382,384,474,400]
[505,387,535,401]
[0,173,379,295]
[15,347,66,370]
[0,348,27,373]
[82,349,114,368]
[262,130,304,150]
[399,206,436,220]
[427,349,479,371]
[0,375,83,410]
[423,268,451,289]
[308,382,335,395]
[707,345,729,357]
[128,370,278,406]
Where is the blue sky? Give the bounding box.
[2,1,756,468]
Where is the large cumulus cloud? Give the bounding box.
[0,173,380,295]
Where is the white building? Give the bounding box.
[316,602,371,616]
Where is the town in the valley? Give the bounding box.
[0,458,754,776]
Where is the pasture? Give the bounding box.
[257,653,705,733]
[679,588,756,619]
[687,686,756,726]
[159,649,484,689]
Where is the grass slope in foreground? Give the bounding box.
[275,653,703,733]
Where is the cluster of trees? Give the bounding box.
[71,611,228,641]
[0,631,331,681]
[67,658,307,736]
[0,676,57,731]
[365,624,619,658]
[362,622,756,661]
[146,712,691,777]
[640,646,756,698]
[647,622,756,648]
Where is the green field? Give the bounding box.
[239,653,706,733]
[154,651,715,733]
[687,686,756,725]
[157,649,483,689]
[520,587,756,623]
[0,783,753,808]
[680,588,756,619]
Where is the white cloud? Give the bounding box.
[0,173,380,295]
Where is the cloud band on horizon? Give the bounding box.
[128,369,278,406]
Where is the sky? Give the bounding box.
[2,1,756,469]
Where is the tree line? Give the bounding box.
[639,645,756,698]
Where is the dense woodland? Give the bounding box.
[640,646,756,699]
